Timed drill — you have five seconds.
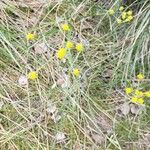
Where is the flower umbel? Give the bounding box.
[76,43,83,52]
[135,90,143,97]
[119,6,124,11]
[125,87,133,94]
[122,12,127,20]
[66,41,74,49]
[117,18,122,24]
[28,71,38,80]
[125,15,133,22]
[26,33,34,40]
[137,98,144,105]
[127,10,133,16]
[73,68,80,77]
[108,9,115,15]
[61,24,70,31]
[56,48,66,59]
[145,91,150,98]
[131,97,138,103]
[137,73,144,80]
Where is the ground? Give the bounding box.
[0,0,150,150]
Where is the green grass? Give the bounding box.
[0,0,150,149]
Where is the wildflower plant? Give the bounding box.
[124,74,149,106]
[1,1,150,149]
[108,5,134,26]
[55,22,84,80]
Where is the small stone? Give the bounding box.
[0,101,4,109]
[18,75,28,86]
[120,102,130,115]
[55,132,66,143]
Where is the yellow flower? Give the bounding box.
[137,73,144,80]
[119,6,124,11]
[76,43,83,52]
[131,97,138,103]
[117,18,122,24]
[122,12,127,20]
[66,41,74,49]
[125,15,133,22]
[125,87,133,94]
[127,10,133,15]
[28,71,38,80]
[56,48,66,59]
[137,98,144,105]
[135,90,143,97]
[26,33,34,40]
[73,68,80,77]
[61,24,70,31]
[145,91,150,98]
[108,9,115,15]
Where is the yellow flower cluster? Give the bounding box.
[56,24,83,77]
[122,10,133,22]
[56,42,83,60]
[125,73,149,105]
[108,6,134,25]
[108,9,115,15]
[25,23,83,84]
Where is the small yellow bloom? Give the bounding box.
[28,71,38,80]
[131,97,138,103]
[137,98,144,105]
[145,91,150,98]
[119,6,124,11]
[122,12,127,20]
[137,73,144,80]
[125,87,133,94]
[127,10,133,15]
[135,90,143,97]
[125,15,133,22]
[61,24,70,31]
[76,43,83,52]
[73,68,80,77]
[26,33,34,40]
[66,41,74,49]
[56,48,66,59]
[117,18,122,24]
[108,9,115,15]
